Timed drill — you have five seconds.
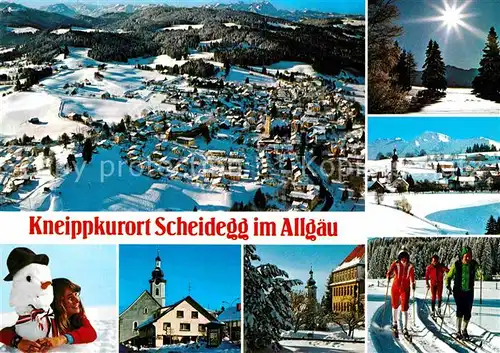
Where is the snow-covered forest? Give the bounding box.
[368,237,500,280]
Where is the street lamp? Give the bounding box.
[222,297,240,341]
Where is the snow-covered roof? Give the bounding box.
[333,245,365,273]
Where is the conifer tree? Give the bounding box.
[422,40,447,92]
[244,245,302,352]
[472,27,500,100]
[486,215,497,234]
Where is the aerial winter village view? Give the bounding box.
[0,0,365,212]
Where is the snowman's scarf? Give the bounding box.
[16,306,57,337]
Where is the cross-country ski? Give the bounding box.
[368,238,500,353]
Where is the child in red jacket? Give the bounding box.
[0,278,97,352]
[425,255,449,318]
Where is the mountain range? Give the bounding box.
[368,132,500,160]
[414,65,479,88]
[203,1,342,21]
[36,1,340,21]
[39,3,158,18]
[0,2,93,29]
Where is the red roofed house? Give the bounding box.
[330,245,365,313]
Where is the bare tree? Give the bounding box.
[291,291,309,332]
[330,298,364,339]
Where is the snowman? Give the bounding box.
[4,247,55,341]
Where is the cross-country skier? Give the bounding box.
[445,246,480,340]
[425,255,449,318]
[387,247,415,339]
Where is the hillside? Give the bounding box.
[414,65,479,88]
[0,3,364,76]
[368,131,500,159]
[0,2,94,29]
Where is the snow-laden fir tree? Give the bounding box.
[244,245,302,352]
[472,27,500,100]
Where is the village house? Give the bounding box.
[330,245,365,313]
[119,252,225,348]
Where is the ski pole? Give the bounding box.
[413,284,416,326]
[439,291,451,333]
[381,278,390,325]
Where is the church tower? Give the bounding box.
[391,148,399,182]
[306,268,317,302]
[149,250,166,306]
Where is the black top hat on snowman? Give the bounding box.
[4,247,49,281]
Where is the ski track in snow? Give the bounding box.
[368,283,500,353]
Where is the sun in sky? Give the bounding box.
[404,0,484,43]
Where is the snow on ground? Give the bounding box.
[409,87,500,115]
[282,329,364,341]
[61,96,153,124]
[222,67,277,86]
[268,22,298,30]
[6,146,262,212]
[0,48,14,54]
[6,27,38,34]
[200,38,222,46]
[342,19,365,27]
[138,340,239,352]
[51,28,71,35]
[367,192,499,235]
[223,23,242,29]
[42,66,169,98]
[367,280,500,353]
[0,306,117,352]
[0,92,88,141]
[161,24,204,31]
[279,340,364,352]
[53,48,102,70]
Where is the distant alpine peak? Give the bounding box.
[368,131,499,160]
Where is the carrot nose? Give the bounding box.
[41,281,52,290]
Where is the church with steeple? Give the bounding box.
[305,268,317,302]
[150,250,166,306]
[119,250,222,348]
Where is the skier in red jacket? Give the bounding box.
[0,278,97,352]
[387,248,416,339]
[425,255,449,318]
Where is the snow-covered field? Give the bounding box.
[367,279,500,353]
[279,340,364,352]
[161,24,204,31]
[367,193,499,235]
[278,328,365,352]
[268,22,298,30]
[6,27,38,34]
[223,23,242,29]
[409,87,500,115]
[0,307,117,352]
[0,92,86,141]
